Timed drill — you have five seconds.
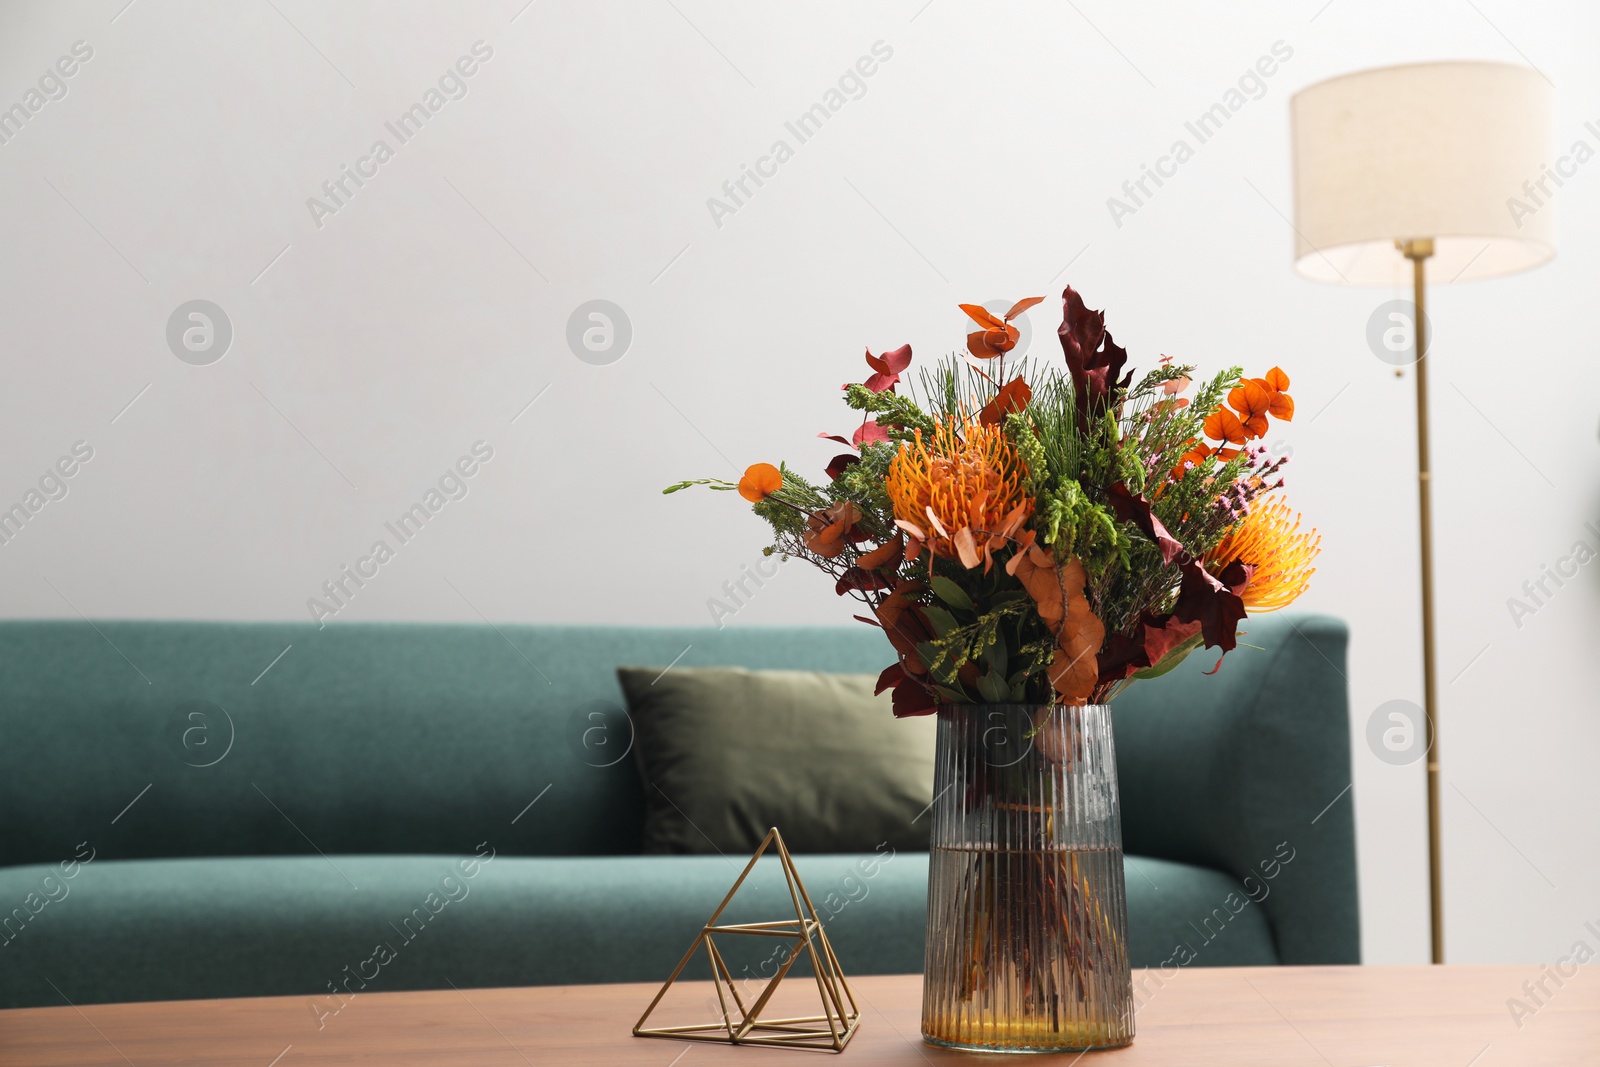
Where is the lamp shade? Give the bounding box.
[1289,61,1555,286]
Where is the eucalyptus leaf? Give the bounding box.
[976,670,1011,703]
[924,605,959,637]
[917,641,960,686]
[983,629,1008,677]
[930,576,975,612]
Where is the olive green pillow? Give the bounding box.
[616,666,937,855]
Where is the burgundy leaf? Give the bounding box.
[1106,481,1183,564]
[1171,558,1248,652]
[1098,629,1151,683]
[1057,287,1133,428]
[826,453,860,481]
[875,662,904,696]
[890,675,938,717]
[1144,617,1203,663]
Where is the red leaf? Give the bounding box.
[857,532,905,571]
[979,376,1033,426]
[1005,296,1044,321]
[836,567,892,595]
[818,433,854,448]
[862,343,912,393]
[959,303,1005,331]
[874,578,936,674]
[967,331,1001,361]
[852,420,891,447]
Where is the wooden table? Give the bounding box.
[1,966,1593,1065]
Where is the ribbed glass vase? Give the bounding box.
[921,704,1135,1053]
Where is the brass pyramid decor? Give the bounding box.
[632,827,860,1053]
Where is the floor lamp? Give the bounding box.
[1289,62,1555,963]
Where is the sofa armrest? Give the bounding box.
[1110,613,1359,964]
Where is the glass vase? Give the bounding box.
[921,704,1135,1053]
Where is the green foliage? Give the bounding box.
[832,443,896,532]
[843,385,935,438]
[930,575,974,611]
[662,477,736,494]
[751,463,824,541]
[665,319,1281,707]
[913,570,1054,705]
[1005,412,1049,497]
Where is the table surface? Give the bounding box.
[1,965,1593,1065]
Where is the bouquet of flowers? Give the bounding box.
[668,287,1318,713]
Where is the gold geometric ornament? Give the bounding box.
[632,827,861,1052]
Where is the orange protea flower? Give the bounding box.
[885,420,1031,571]
[1208,496,1320,611]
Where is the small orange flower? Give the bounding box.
[1208,496,1319,611]
[1203,367,1294,447]
[885,420,1032,572]
[1253,367,1294,420]
[1226,379,1272,439]
[1203,408,1249,445]
[737,462,782,503]
[1172,439,1241,481]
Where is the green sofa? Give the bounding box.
[0,615,1356,1009]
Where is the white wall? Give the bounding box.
[1,0,1596,969]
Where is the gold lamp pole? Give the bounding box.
[1398,236,1443,960]
[1290,63,1555,964]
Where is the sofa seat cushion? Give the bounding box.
[0,852,1277,1009]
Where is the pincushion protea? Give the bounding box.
[1208,496,1320,611]
[885,421,1032,573]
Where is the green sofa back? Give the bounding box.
[0,614,1356,964]
[0,621,896,867]
[1112,613,1356,963]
